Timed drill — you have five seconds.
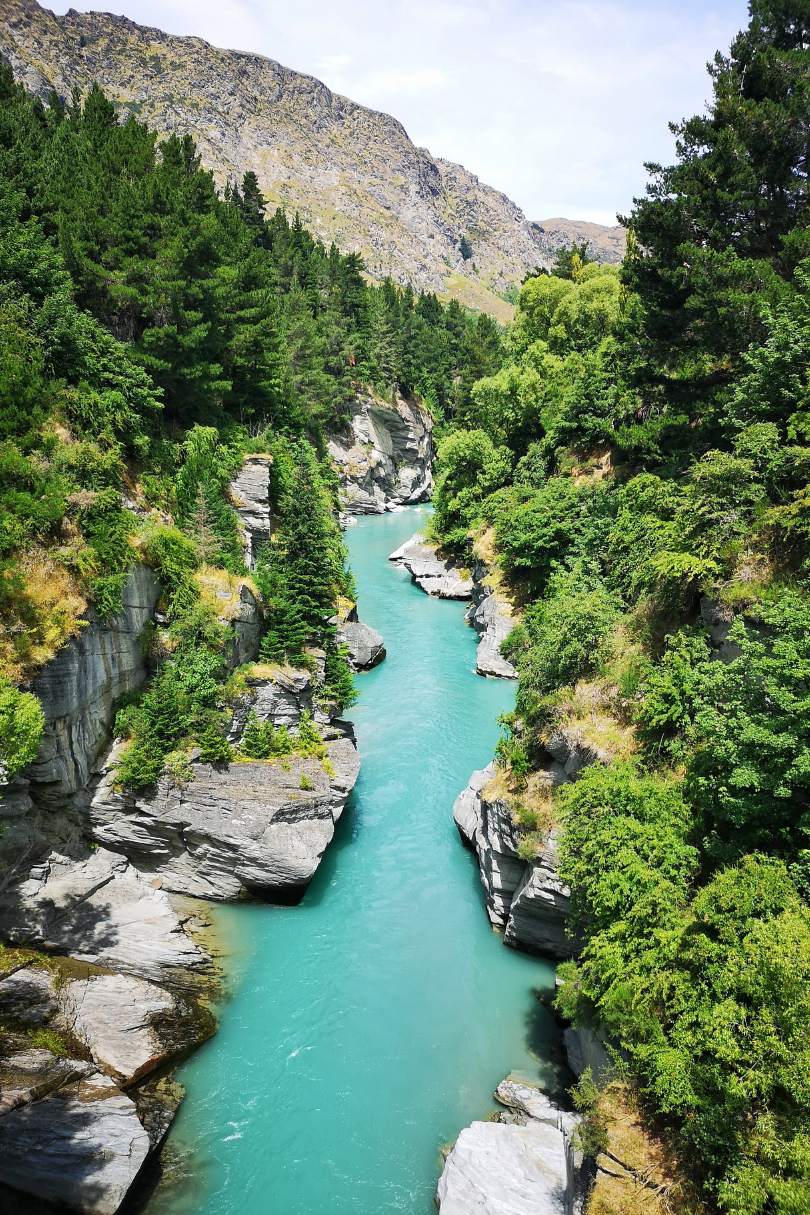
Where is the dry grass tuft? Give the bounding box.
[0,550,88,681]
[587,1083,708,1215]
[544,680,639,764]
[196,566,260,620]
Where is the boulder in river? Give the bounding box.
[437,1119,570,1215]
[389,532,473,599]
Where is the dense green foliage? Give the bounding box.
[0,68,500,790]
[429,3,810,1206]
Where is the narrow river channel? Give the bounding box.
[146,509,561,1215]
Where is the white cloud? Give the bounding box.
[45,0,750,225]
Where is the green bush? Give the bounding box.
[0,675,45,779]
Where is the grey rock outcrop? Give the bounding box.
[495,1080,578,1137]
[0,848,209,983]
[389,532,473,599]
[0,1048,95,1117]
[0,1069,151,1215]
[453,764,576,959]
[563,1026,614,1086]
[229,454,273,569]
[24,564,160,802]
[338,619,385,670]
[331,601,385,670]
[89,663,361,903]
[466,567,517,679]
[437,1075,581,1215]
[90,737,360,902]
[197,571,264,669]
[327,394,432,514]
[437,1119,570,1215]
[0,966,58,1026]
[58,973,198,1087]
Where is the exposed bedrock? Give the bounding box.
[389,532,473,599]
[437,1075,581,1215]
[25,564,161,802]
[0,853,213,1215]
[0,564,162,886]
[466,564,517,679]
[331,600,386,670]
[327,393,433,514]
[89,664,361,903]
[228,453,273,570]
[453,763,578,960]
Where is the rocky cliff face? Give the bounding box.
[0,550,366,1211]
[0,0,622,318]
[453,763,579,960]
[89,664,360,904]
[327,394,432,515]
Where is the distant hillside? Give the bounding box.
[0,0,625,319]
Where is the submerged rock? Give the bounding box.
[389,532,473,599]
[326,393,432,514]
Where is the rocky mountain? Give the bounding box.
[0,0,624,320]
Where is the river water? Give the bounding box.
[146,509,560,1215]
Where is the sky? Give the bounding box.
[46,0,751,226]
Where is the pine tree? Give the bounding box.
[198,722,233,764]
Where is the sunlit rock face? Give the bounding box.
[328,396,433,515]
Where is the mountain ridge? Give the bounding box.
[0,0,626,318]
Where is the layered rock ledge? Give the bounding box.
[327,393,432,514]
[453,763,577,959]
[389,532,473,599]
[466,561,517,679]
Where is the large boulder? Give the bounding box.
[89,660,362,902]
[389,532,473,599]
[58,972,210,1087]
[437,1120,569,1215]
[0,849,209,983]
[90,736,361,903]
[331,601,385,670]
[326,393,432,514]
[0,1070,151,1215]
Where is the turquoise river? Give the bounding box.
[145,508,561,1215]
